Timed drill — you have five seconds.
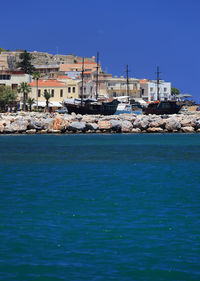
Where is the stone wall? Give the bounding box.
[1,112,200,134]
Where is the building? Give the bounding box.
[106,76,140,99]
[29,79,67,109]
[34,63,60,75]
[140,79,171,101]
[60,61,98,74]
[0,70,30,90]
[91,71,112,97]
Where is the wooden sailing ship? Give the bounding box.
[64,53,119,115]
[143,67,181,115]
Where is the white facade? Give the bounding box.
[79,80,96,99]
[106,77,140,98]
[146,81,171,102]
[0,72,31,89]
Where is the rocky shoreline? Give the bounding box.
[1,112,200,134]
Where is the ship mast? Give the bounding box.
[81,57,84,106]
[126,64,130,99]
[156,66,161,101]
[96,52,99,100]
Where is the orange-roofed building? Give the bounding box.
[29,79,80,108]
[139,79,150,84]
[57,75,72,80]
[60,62,99,73]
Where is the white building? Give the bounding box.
[0,70,31,90]
[106,76,140,99]
[140,80,171,102]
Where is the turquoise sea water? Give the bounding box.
[0,134,200,281]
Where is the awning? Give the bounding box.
[33,101,63,107]
[134,98,147,105]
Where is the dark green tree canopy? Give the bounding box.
[0,85,17,111]
[171,87,181,96]
[16,50,35,74]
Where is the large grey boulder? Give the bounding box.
[165,118,181,131]
[181,126,195,133]
[28,120,44,130]
[132,128,141,133]
[86,123,99,131]
[195,120,200,130]
[180,117,195,128]
[121,120,133,133]
[110,120,122,132]
[43,118,54,130]
[69,121,86,131]
[149,117,166,128]
[133,116,149,130]
[4,119,28,133]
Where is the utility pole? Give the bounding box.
[81,57,84,106]
[96,52,99,100]
[156,66,161,101]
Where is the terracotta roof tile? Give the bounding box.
[29,79,67,87]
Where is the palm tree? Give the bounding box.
[27,97,35,112]
[43,90,51,112]
[32,71,41,109]
[18,82,31,111]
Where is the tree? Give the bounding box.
[32,71,41,109]
[171,87,180,96]
[0,86,17,112]
[16,50,35,74]
[18,82,31,111]
[27,97,35,112]
[43,90,51,112]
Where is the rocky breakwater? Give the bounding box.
[1,112,200,134]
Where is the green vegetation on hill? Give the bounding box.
[16,50,35,74]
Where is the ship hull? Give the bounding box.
[65,100,119,115]
[144,101,181,115]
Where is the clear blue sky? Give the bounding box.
[1,0,200,101]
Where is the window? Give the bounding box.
[108,83,115,87]
[68,87,71,93]
[164,87,167,92]
[51,89,54,97]
[72,87,75,93]
[84,87,86,93]
[12,84,18,90]
[38,89,41,97]
[60,89,63,97]
[0,75,10,80]
[150,87,153,92]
